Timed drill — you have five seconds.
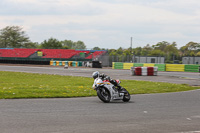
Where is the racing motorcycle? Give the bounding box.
[93,77,131,103]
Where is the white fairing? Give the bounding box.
[93,78,124,101]
[92,78,103,89]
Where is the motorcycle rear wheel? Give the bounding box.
[97,88,111,103]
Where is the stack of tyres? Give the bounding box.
[184,65,199,72]
[135,67,142,76]
[59,61,62,66]
[62,61,65,66]
[131,67,158,76]
[56,61,60,66]
[147,67,154,76]
[166,64,184,72]
[78,61,82,67]
[154,67,158,75]
[124,63,134,69]
[72,61,78,67]
[130,67,135,76]
[143,63,155,67]
[50,61,54,65]
[114,62,123,69]
[155,64,166,71]
[123,63,134,70]
[142,67,147,76]
[53,61,56,66]
[68,61,72,66]
[62,61,68,66]
[112,62,115,69]
[134,63,143,67]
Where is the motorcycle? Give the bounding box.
[93,77,131,103]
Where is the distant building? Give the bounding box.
[133,56,165,64]
[182,57,200,64]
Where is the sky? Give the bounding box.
[0,0,200,49]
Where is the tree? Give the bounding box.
[73,41,86,49]
[92,47,101,50]
[142,44,153,56]
[152,41,169,51]
[164,42,179,62]
[149,49,165,56]
[133,47,142,56]
[108,49,117,56]
[186,41,200,51]
[40,38,62,49]
[61,40,74,49]
[180,42,200,56]
[0,26,31,48]
[116,47,123,55]
[196,51,200,56]
[61,40,86,49]
[23,42,38,48]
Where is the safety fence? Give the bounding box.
[112,62,200,73]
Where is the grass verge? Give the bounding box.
[0,71,199,99]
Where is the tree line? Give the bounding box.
[0,26,86,49]
[108,41,200,63]
[0,26,200,63]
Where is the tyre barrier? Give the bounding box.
[113,62,200,73]
[123,63,134,70]
[166,64,184,72]
[131,67,158,76]
[50,60,102,68]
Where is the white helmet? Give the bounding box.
[92,71,99,79]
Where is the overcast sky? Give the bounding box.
[0,0,200,49]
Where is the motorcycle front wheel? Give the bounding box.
[122,89,131,102]
[97,87,111,103]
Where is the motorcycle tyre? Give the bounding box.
[122,90,131,102]
[97,88,111,103]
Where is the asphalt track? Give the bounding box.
[0,65,200,133]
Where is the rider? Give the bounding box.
[92,71,122,91]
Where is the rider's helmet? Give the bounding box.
[92,71,99,79]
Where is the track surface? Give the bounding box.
[0,65,200,133]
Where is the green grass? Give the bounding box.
[0,71,199,99]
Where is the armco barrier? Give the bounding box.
[166,64,184,72]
